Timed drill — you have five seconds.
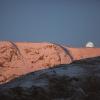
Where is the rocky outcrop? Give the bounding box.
[0,41,100,84]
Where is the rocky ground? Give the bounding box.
[0,56,100,100]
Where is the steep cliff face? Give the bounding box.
[0,41,100,84]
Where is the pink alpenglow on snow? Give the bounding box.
[0,41,100,84]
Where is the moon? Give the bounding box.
[85,42,95,47]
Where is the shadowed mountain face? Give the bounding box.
[0,41,100,84]
[0,57,100,100]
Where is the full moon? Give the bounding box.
[85,42,95,47]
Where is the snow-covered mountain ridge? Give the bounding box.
[0,41,100,84]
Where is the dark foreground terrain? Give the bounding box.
[0,57,100,100]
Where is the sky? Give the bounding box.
[0,0,100,47]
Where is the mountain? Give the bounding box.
[0,56,100,100]
[0,41,100,84]
[0,41,100,100]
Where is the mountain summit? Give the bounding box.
[0,41,100,84]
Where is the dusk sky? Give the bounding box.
[0,0,100,47]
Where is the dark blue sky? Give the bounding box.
[0,0,100,47]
